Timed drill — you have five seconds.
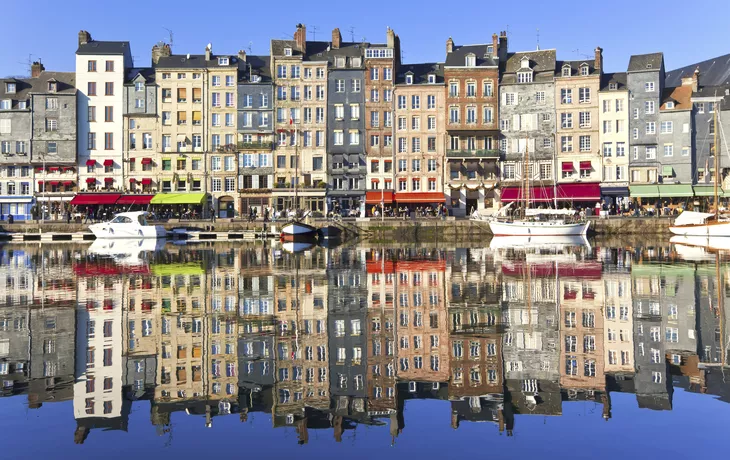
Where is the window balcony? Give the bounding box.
[446,149,501,158]
[237,141,274,150]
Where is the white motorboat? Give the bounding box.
[671,235,730,254]
[669,211,730,237]
[281,221,317,242]
[489,219,590,236]
[89,211,166,239]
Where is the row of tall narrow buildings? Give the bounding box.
[1,243,729,442]
[0,26,729,219]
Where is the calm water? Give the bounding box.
[1,239,729,458]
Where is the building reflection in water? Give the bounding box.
[2,241,730,444]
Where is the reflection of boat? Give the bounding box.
[671,235,730,254]
[281,221,318,242]
[281,241,314,253]
[489,235,590,251]
[489,219,589,236]
[89,211,166,239]
[87,238,166,265]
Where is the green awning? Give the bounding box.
[694,185,718,197]
[150,193,206,205]
[151,263,205,276]
[630,185,660,198]
[662,166,674,176]
[657,184,693,197]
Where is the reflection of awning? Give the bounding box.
[501,187,554,203]
[562,162,573,172]
[150,193,207,205]
[141,158,152,165]
[86,160,96,166]
[63,181,74,186]
[394,192,446,203]
[630,185,659,198]
[69,193,122,205]
[116,194,154,205]
[657,184,692,197]
[365,190,394,204]
[579,161,592,170]
[129,178,136,183]
[103,159,114,166]
[141,178,153,185]
[86,178,96,183]
[49,181,60,186]
[557,183,601,201]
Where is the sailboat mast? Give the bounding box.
[714,106,719,219]
[524,138,530,218]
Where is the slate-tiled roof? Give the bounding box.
[319,42,365,67]
[692,83,730,106]
[271,40,299,57]
[600,72,627,91]
[395,63,444,85]
[665,53,730,88]
[627,53,663,73]
[125,67,156,84]
[155,54,243,69]
[0,72,76,108]
[76,41,130,55]
[445,44,498,67]
[556,59,599,77]
[660,85,693,111]
[502,49,556,84]
[238,55,272,83]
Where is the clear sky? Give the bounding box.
[1,0,728,77]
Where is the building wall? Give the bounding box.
[598,89,629,186]
[237,81,274,212]
[628,69,662,184]
[602,272,633,373]
[208,66,239,215]
[657,109,693,184]
[364,47,396,191]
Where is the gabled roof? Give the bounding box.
[660,86,692,111]
[556,59,599,77]
[665,53,730,88]
[395,63,444,85]
[76,41,130,55]
[504,50,556,74]
[0,71,76,107]
[270,40,300,58]
[125,67,156,84]
[445,44,498,68]
[155,54,241,70]
[627,53,663,73]
[600,72,627,91]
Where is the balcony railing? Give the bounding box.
[446,149,501,158]
[237,141,274,150]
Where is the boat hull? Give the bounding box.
[280,222,318,242]
[669,221,730,237]
[489,235,590,250]
[488,220,589,236]
[89,223,166,239]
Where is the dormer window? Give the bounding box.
[351,57,361,67]
[218,57,229,65]
[487,45,494,55]
[406,74,413,85]
[517,70,533,83]
[580,64,589,76]
[465,54,476,67]
[609,82,617,90]
[562,65,571,77]
[284,47,292,56]
[47,81,57,93]
[520,57,530,69]
[646,63,652,69]
[5,83,16,94]
[135,81,144,92]
[335,57,345,68]
[428,74,436,84]
[666,101,675,109]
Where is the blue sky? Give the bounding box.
[1,0,728,77]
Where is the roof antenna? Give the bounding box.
[248,41,253,54]
[536,28,540,51]
[18,54,33,77]
[163,27,174,48]
[349,27,356,42]
[310,25,318,41]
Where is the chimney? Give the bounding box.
[238,50,247,62]
[492,33,498,56]
[332,28,342,49]
[498,31,508,61]
[31,61,45,78]
[451,412,459,429]
[692,67,700,92]
[294,23,306,54]
[151,42,171,65]
[78,30,91,47]
[386,27,396,48]
[205,43,212,61]
[594,47,603,74]
[446,37,454,54]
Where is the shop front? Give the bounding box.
[556,183,601,209]
[0,196,33,221]
[149,193,207,219]
[365,190,394,216]
[69,193,123,221]
[600,183,630,212]
[394,192,446,215]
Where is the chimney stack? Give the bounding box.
[692,67,700,92]
[446,37,454,54]
[492,33,498,56]
[594,47,603,74]
[386,27,396,48]
[205,43,212,61]
[151,42,172,65]
[294,24,307,54]
[332,28,342,49]
[238,50,247,62]
[78,30,91,47]
[498,31,508,60]
[31,61,45,78]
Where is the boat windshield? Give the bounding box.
[111,216,133,224]
[138,215,148,226]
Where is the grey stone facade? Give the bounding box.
[28,306,76,404]
[123,69,156,116]
[657,102,693,184]
[627,53,664,180]
[692,84,730,181]
[326,46,366,209]
[0,305,30,397]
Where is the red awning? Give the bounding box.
[561,162,573,172]
[129,178,136,183]
[579,161,592,170]
[69,193,122,205]
[63,167,75,172]
[63,181,74,186]
[557,183,601,201]
[141,158,152,165]
[116,194,154,205]
[86,160,96,166]
[103,159,114,166]
[366,190,394,204]
[104,177,114,182]
[141,178,153,185]
[73,261,149,277]
[502,261,602,279]
[394,192,446,203]
[86,178,96,183]
[500,187,555,203]
[38,181,44,185]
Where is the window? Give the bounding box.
[352,79,361,92]
[517,71,533,83]
[412,95,420,109]
[465,54,476,66]
[660,121,673,134]
[45,118,58,132]
[645,81,655,92]
[579,112,591,128]
[370,68,379,81]
[535,91,545,103]
[645,101,655,114]
[646,146,656,159]
[427,95,436,109]
[405,74,413,85]
[466,81,476,96]
[87,82,96,96]
[504,93,516,106]
[104,133,113,150]
[579,136,591,152]
[603,143,612,157]
[579,87,591,103]
[449,82,459,97]
[646,122,656,135]
[334,131,343,145]
[561,113,573,129]
[104,82,114,96]
[561,88,572,104]
[603,120,612,134]
[87,60,97,72]
[561,136,573,153]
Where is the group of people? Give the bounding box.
[369,203,448,219]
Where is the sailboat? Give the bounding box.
[488,140,589,236]
[280,120,317,242]
[670,101,730,237]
